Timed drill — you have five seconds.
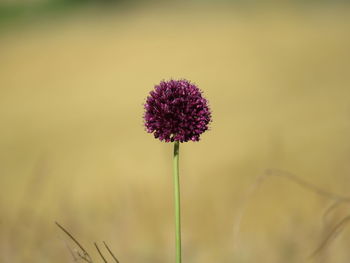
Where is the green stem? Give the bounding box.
[173,141,181,263]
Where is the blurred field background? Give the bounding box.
[1,0,350,262]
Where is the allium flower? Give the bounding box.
[144,79,211,142]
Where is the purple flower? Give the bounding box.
[144,79,212,142]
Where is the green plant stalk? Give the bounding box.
[173,141,181,263]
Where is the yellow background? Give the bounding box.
[1,2,350,262]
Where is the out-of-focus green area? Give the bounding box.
[1,1,350,262]
[1,0,349,27]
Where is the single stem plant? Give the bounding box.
[144,79,212,263]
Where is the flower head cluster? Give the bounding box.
[144,79,211,142]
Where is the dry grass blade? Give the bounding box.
[103,241,120,263]
[233,169,350,257]
[77,251,93,262]
[94,242,108,263]
[232,174,267,249]
[265,169,350,202]
[55,222,93,263]
[322,200,350,225]
[309,215,350,259]
[64,239,79,262]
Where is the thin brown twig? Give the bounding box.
[94,242,108,263]
[103,241,120,263]
[309,215,350,259]
[55,222,93,263]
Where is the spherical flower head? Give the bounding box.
[144,79,212,142]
